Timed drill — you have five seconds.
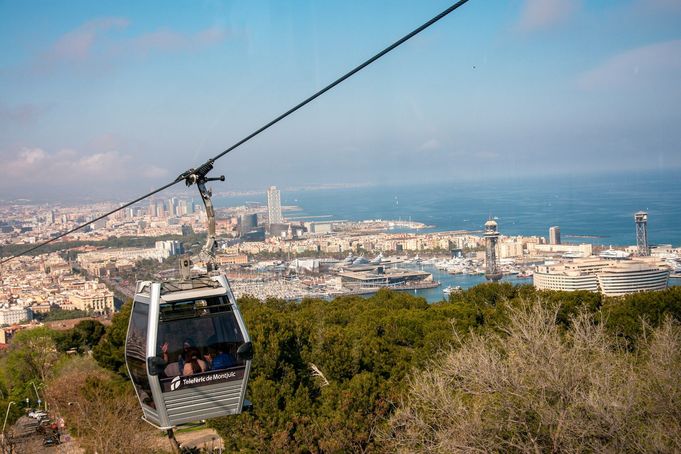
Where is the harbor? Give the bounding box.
[224,255,535,303]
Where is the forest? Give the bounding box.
[1,284,680,453]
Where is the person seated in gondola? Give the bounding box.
[160,339,171,363]
[205,345,236,370]
[183,347,208,375]
[178,337,199,372]
[156,337,183,376]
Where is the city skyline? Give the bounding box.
[1,1,681,201]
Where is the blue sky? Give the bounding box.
[1,0,680,201]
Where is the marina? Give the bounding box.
[225,257,535,304]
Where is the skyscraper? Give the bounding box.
[238,213,258,236]
[549,226,561,245]
[167,198,177,217]
[267,186,283,225]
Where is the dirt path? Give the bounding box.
[154,427,225,452]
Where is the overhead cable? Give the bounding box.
[0,0,471,265]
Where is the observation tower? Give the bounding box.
[484,219,502,282]
[634,211,650,256]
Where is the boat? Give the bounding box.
[599,248,630,259]
[443,285,462,296]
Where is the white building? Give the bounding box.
[0,305,32,325]
[155,240,184,257]
[527,243,593,257]
[77,247,167,265]
[307,222,332,235]
[533,258,669,295]
[499,241,524,258]
[267,186,283,225]
[533,264,600,292]
[597,262,669,296]
[67,281,115,313]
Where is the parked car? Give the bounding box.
[43,435,60,447]
[29,411,48,420]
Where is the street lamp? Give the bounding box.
[31,382,46,412]
[1,401,16,444]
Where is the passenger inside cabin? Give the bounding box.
[178,337,197,372]
[160,339,171,363]
[183,347,208,376]
[205,345,236,370]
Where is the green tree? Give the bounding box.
[603,286,681,348]
[3,326,59,384]
[212,290,469,452]
[54,320,106,353]
[93,301,131,375]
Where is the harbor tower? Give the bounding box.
[549,226,561,245]
[267,186,283,225]
[484,219,502,282]
[634,211,650,256]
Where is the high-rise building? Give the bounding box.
[155,240,184,257]
[238,213,258,236]
[635,211,650,256]
[267,186,283,225]
[549,226,561,245]
[181,224,193,236]
[177,200,188,216]
[156,200,166,218]
[484,219,502,282]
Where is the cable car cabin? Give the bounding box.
[125,274,252,429]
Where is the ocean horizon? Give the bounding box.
[216,169,681,248]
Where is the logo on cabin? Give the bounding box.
[170,376,181,391]
[161,367,246,392]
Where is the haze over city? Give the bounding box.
[1,0,681,201]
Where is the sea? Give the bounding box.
[216,170,681,301]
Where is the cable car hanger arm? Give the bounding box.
[180,160,224,272]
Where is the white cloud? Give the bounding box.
[28,18,229,76]
[2,147,133,184]
[578,39,681,90]
[42,18,129,64]
[517,0,579,31]
[141,165,169,179]
[123,25,228,56]
[418,138,442,152]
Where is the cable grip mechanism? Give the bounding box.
[178,159,225,274]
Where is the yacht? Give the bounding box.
[443,285,462,296]
[599,248,630,260]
